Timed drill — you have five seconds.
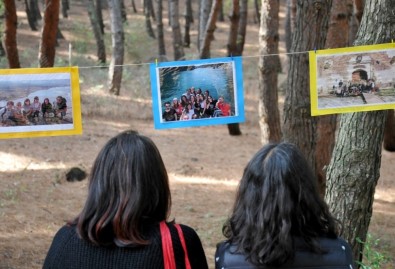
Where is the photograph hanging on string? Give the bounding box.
[309,43,395,116]
[150,57,245,129]
[0,67,82,139]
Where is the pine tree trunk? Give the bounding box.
[155,0,166,57]
[25,0,38,31]
[315,0,353,196]
[4,0,21,68]
[144,0,156,38]
[169,0,185,60]
[85,0,106,64]
[325,0,395,262]
[236,0,248,55]
[283,0,332,172]
[183,0,193,47]
[107,0,125,95]
[39,0,60,68]
[199,0,222,59]
[258,0,281,144]
[95,0,105,34]
[198,0,213,51]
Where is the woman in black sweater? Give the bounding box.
[43,130,208,269]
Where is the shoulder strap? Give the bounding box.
[160,221,176,269]
[160,221,192,269]
[174,224,191,269]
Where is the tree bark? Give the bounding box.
[383,110,395,151]
[25,0,38,31]
[226,0,240,57]
[85,0,106,64]
[39,0,60,68]
[315,0,353,196]
[283,0,332,172]
[155,0,166,57]
[258,0,281,144]
[285,0,296,53]
[198,0,213,51]
[169,0,184,60]
[236,0,248,55]
[95,0,105,34]
[4,0,21,68]
[144,0,156,38]
[325,0,395,263]
[183,0,193,47]
[199,0,222,59]
[107,0,125,95]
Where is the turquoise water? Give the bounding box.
[159,65,235,112]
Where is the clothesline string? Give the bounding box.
[76,50,311,69]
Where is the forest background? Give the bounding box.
[0,0,394,268]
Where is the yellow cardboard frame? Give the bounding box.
[0,67,82,139]
[310,43,395,116]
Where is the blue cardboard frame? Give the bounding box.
[150,57,245,129]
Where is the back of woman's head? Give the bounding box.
[224,142,337,266]
[75,130,171,247]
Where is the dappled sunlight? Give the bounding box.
[169,173,239,187]
[0,152,67,172]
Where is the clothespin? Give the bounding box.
[314,47,317,54]
[230,53,233,60]
[155,58,158,66]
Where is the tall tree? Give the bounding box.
[258,0,281,144]
[95,0,105,34]
[183,0,193,47]
[169,0,184,60]
[315,0,353,195]
[199,0,222,59]
[39,0,60,68]
[144,0,156,38]
[325,0,395,263]
[25,0,39,31]
[282,0,332,173]
[85,0,106,64]
[155,0,166,57]
[4,0,20,68]
[61,0,69,18]
[284,0,297,54]
[198,0,213,51]
[236,0,248,55]
[107,0,125,95]
[224,0,243,136]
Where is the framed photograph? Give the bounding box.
[150,57,245,129]
[309,43,395,116]
[0,67,82,139]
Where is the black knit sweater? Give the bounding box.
[43,223,208,269]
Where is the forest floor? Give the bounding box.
[0,1,394,269]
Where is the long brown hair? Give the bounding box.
[71,130,171,247]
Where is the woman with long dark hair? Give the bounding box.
[215,142,354,268]
[43,130,208,269]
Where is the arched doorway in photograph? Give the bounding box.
[351,69,368,81]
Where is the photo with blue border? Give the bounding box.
[150,57,245,129]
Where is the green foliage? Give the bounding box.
[357,234,391,269]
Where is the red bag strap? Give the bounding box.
[174,224,192,269]
[160,221,192,269]
[160,221,176,269]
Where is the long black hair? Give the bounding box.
[71,130,171,247]
[223,142,338,266]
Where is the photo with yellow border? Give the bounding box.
[309,43,395,116]
[0,67,82,139]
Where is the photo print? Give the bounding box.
[0,67,82,139]
[150,57,245,129]
[309,43,395,116]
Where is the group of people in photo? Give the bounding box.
[162,86,231,122]
[333,78,379,97]
[0,95,68,127]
